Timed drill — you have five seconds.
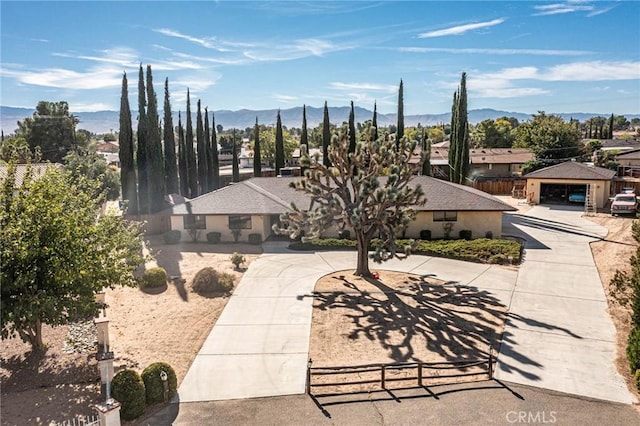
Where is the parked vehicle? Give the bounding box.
[610,191,639,216]
[568,191,586,203]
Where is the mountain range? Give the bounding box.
[2,105,638,135]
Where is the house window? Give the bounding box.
[228,215,252,229]
[433,211,457,222]
[183,215,206,229]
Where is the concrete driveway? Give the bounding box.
[495,205,635,404]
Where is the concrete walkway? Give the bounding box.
[495,205,635,404]
[178,247,518,402]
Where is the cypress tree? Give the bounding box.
[421,128,431,176]
[448,91,458,182]
[196,100,207,194]
[185,90,198,198]
[177,112,188,197]
[348,101,356,155]
[163,78,178,195]
[232,129,240,183]
[300,105,308,147]
[449,72,469,184]
[253,117,262,177]
[204,107,211,193]
[322,101,331,167]
[608,113,614,139]
[136,64,149,215]
[396,79,404,150]
[146,65,165,213]
[372,101,379,141]
[118,72,137,214]
[275,110,285,175]
[210,113,220,191]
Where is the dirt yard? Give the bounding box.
[0,237,260,425]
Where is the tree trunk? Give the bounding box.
[354,233,371,277]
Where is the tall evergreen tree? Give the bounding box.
[204,107,211,193]
[608,113,615,139]
[136,64,149,215]
[232,129,240,182]
[210,113,220,191]
[177,112,188,197]
[421,127,431,176]
[396,79,404,150]
[300,105,309,147]
[118,72,137,214]
[185,90,198,198]
[196,100,207,194]
[275,110,285,175]
[372,101,379,142]
[449,72,469,184]
[348,101,357,155]
[322,101,331,167]
[253,117,262,177]
[163,78,178,195]
[146,65,165,213]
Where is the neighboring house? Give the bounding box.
[96,141,119,153]
[427,147,533,179]
[613,149,640,193]
[160,176,515,243]
[0,163,62,193]
[523,161,616,208]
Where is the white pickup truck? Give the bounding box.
[610,188,639,216]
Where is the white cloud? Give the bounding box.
[532,1,604,16]
[541,61,640,81]
[1,66,122,90]
[418,18,505,38]
[397,47,590,56]
[154,28,223,50]
[70,102,113,112]
[329,82,397,92]
[273,94,298,102]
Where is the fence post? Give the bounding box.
[306,359,312,394]
[381,365,386,389]
[488,347,494,379]
[418,363,423,387]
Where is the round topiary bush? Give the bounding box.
[111,369,146,421]
[163,230,181,244]
[141,362,178,405]
[192,267,234,295]
[206,231,221,244]
[142,267,167,288]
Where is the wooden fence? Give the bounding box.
[306,349,494,395]
[470,179,524,196]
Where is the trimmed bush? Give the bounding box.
[419,230,432,241]
[230,252,245,270]
[634,369,640,391]
[338,230,351,239]
[163,230,181,244]
[485,231,493,239]
[141,362,178,405]
[206,232,221,244]
[459,230,472,240]
[192,267,234,294]
[627,326,640,373]
[142,267,167,288]
[111,369,146,421]
[248,233,262,245]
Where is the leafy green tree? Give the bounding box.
[253,117,262,177]
[145,65,165,213]
[322,101,331,167]
[177,112,189,197]
[514,112,582,160]
[16,101,79,163]
[250,126,297,168]
[277,127,425,277]
[103,133,117,142]
[136,65,149,215]
[396,79,404,149]
[196,100,207,194]
[64,147,120,201]
[0,136,40,163]
[232,129,239,183]
[119,72,137,214]
[275,110,285,174]
[449,72,469,184]
[0,163,147,351]
[473,118,515,148]
[163,78,178,195]
[209,113,220,191]
[185,90,198,198]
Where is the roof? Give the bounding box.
[523,161,616,180]
[424,147,533,166]
[615,149,640,160]
[161,175,515,216]
[0,163,63,188]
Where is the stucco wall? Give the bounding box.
[526,178,611,208]
[170,214,268,243]
[406,211,504,239]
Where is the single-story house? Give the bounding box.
[523,161,616,208]
[426,147,533,179]
[615,149,640,171]
[0,163,63,193]
[160,176,516,243]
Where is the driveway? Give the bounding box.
[495,205,635,404]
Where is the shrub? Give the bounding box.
[634,369,640,391]
[163,230,181,244]
[485,231,493,239]
[192,267,234,294]
[338,229,351,239]
[141,362,178,405]
[419,230,432,241]
[142,267,167,288]
[248,233,262,245]
[111,369,146,421]
[627,326,640,373]
[206,232,221,244]
[230,252,245,270]
[459,230,472,240]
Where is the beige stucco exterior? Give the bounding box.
[526,178,612,209]
[170,214,272,243]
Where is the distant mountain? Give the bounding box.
[2,105,638,135]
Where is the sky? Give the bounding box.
[1,0,639,116]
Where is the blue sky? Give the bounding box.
[1,1,639,115]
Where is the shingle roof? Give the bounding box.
[161,175,515,215]
[615,149,640,160]
[0,163,62,188]
[417,147,533,166]
[523,161,616,180]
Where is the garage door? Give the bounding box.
[540,183,587,204]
